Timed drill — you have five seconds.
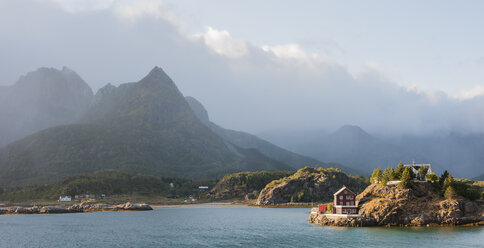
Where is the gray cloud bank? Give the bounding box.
[0,0,483,135]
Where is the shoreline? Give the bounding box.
[0,202,152,215]
[152,202,249,208]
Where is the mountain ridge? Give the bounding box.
[0,67,292,187]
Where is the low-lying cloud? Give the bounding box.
[0,0,483,136]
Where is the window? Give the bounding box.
[339,195,343,200]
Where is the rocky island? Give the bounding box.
[0,201,152,215]
[309,175,484,227]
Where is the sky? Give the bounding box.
[0,0,483,135]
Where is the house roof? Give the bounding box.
[333,186,356,196]
[403,161,431,168]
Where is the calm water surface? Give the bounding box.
[0,207,482,247]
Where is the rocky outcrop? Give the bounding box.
[0,201,152,215]
[309,183,484,226]
[256,167,368,205]
[210,171,294,200]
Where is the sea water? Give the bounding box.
[0,207,482,247]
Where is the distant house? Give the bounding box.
[198,186,209,190]
[332,186,358,215]
[404,161,432,181]
[59,195,72,202]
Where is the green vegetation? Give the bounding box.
[444,186,457,200]
[368,162,482,200]
[0,170,216,202]
[370,168,382,184]
[0,68,291,187]
[210,170,294,200]
[263,167,369,203]
[381,167,394,186]
[417,167,428,181]
[398,167,413,188]
[394,162,404,180]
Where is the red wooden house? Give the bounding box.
[332,186,358,214]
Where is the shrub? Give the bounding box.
[444,186,457,200]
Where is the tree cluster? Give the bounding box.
[369,164,481,201]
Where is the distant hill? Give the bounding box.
[210,171,294,200]
[474,174,484,181]
[0,67,291,187]
[393,133,484,178]
[0,170,215,202]
[291,125,426,175]
[185,96,362,175]
[0,67,93,147]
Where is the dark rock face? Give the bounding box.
[309,183,484,227]
[256,167,368,205]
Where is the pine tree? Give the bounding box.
[417,167,428,180]
[443,174,454,189]
[439,170,449,187]
[398,167,412,188]
[426,172,438,183]
[370,168,383,184]
[394,162,404,180]
[382,167,394,186]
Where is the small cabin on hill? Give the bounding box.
[404,161,432,181]
[332,186,358,214]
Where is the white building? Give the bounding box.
[59,195,72,202]
[404,161,432,181]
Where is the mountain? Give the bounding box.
[185,96,361,175]
[0,67,291,187]
[474,174,484,181]
[290,125,427,175]
[392,132,484,178]
[0,67,93,147]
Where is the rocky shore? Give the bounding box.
[309,183,484,227]
[0,201,153,215]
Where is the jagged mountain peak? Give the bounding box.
[140,66,175,86]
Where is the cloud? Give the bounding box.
[42,0,115,12]
[451,85,484,100]
[113,0,180,25]
[1,0,483,135]
[261,43,334,68]
[191,27,248,59]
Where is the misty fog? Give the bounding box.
[0,0,483,137]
